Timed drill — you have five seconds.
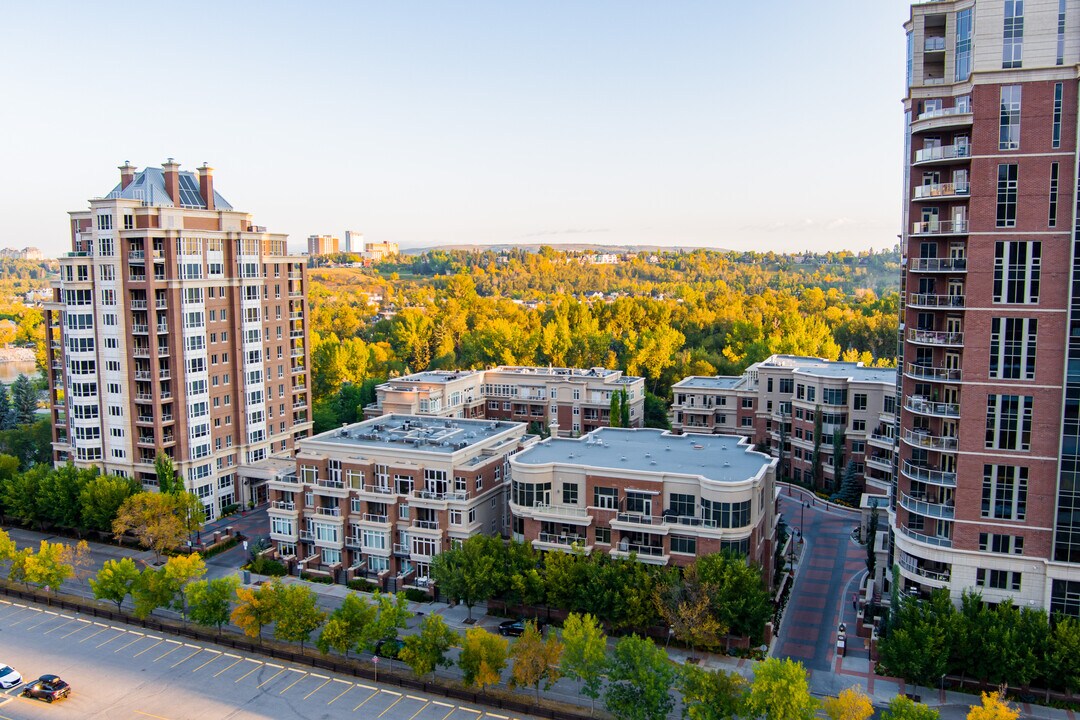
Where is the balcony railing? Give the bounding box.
[662,514,719,529]
[916,106,970,122]
[924,36,945,51]
[913,143,970,164]
[315,478,345,490]
[130,300,148,310]
[412,519,440,530]
[898,552,951,583]
[913,181,969,199]
[271,500,296,511]
[902,429,957,451]
[392,543,410,555]
[362,513,388,524]
[274,473,300,485]
[907,329,964,347]
[905,363,962,382]
[537,532,585,546]
[314,506,341,517]
[134,370,152,380]
[414,490,468,502]
[525,503,589,518]
[908,257,966,273]
[904,395,960,418]
[907,293,965,309]
[912,220,967,235]
[615,512,656,526]
[345,536,362,549]
[131,324,149,334]
[299,530,314,541]
[899,524,952,548]
[901,460,957,487]
[614,543,664,557]
[899,491,955,520]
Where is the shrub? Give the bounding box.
[347,578,379,593]
[200,536,238,560]
[220,503,240,516]
[247,555,287,577]
[404,588,430,603]
[300,572,334,584]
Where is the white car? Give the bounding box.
[0,664,22,689]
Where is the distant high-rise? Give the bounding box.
[307,234,339,256]
[344,230,363,254]
[45,160,313,519]
[896,1,1080,617]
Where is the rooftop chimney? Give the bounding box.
[162,158,180,204]
[198,163,215,211]
[118,161,137,190]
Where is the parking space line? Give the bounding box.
[437,706,456,720]
[80,626,110,643]
[212,657,243,677]
[278,668,308,694]
[7,609,43,627]
[377,695,405,718]
[459,709,482,716]
[169,647,203,668]
[133,639,164,657]
[406,701,431,720]
[96,630,126,648]
[153,640,184,662]
[235,659,263,683]
[303,677,332,699]
[60,619,92,639]
[352,689,380,711]
[256,668,286,688]
[115,635,146,653]
[192,649,222,672]
[326,680,353,705]
[484,714,509,720]
[41,618,76,635]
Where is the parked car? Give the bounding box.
[498,619,545,637]
[373,638,404,659]
[21,675,70,702]
[0,664,21,689]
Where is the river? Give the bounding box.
[0,361,40,384]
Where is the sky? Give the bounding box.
[0,1,913,257]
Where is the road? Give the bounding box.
[0,596,539,720]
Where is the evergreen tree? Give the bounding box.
[10,375,37,426]
[0,385,12,430]
[619,387,630,427]
[832,460,862,506]
[609,391,622,428]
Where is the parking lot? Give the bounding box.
[0,597,537,720]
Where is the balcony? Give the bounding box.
[924,36,945,51]
[159,369,171,381]
[313,506,341,518]
[131,324,149,334]
[898,551,951,587]
[132,347,151,358]
[155,299,168,309]
[290,349,305,359]
[906,293,964,309]
[911,220,967,236]
[912,181,969,200]
[907,329,963,347]
[412,519,440,531]
[868,432,895,448]
[610,543,669,565]
[902,429,957,452]
[156,323,168,334]
[361,513,389,524]
[290,330,304,339]
[392,543,410,556]
[908,257,966,273]
[156,345,170,357]
[299,530,314,542]
[511,502,591,520]
[899,491,954,520]
[358,484,396,497]
[345,536,362,549]
[270,500,296,512]
[913,143,970,165]
[904,395,960,418]
[901,460,957,487]
[865,455,893,473]
[899,524,952,548]
[905,363,962,382]
[134,370,152,381]
[662,514,719,530]
[536,532,586,547]
[130,299,148,310]
[413,489,467,502]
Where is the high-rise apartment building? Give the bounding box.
[897,0,1080,616]
[45,160,313,519]
[307,234,340,257]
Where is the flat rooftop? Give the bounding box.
[673,376,744,390]
[488,366,633,380]
[383,370,483,385]
[513,428,773,483]
[305,414,522,454]
[793,364,896,383]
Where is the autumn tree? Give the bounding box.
[653,563,725,653]
[746,658,817,720]
[459,627,508,694]
[232,581,280,641]
[162,553,207,620]
[90,557,141,611]
[881,696,940,720]
[59,540,92,585]
[112,492,186,562]
[966,690,1018,720]
[400,614,459,679]
[604,634,675,720]
[560,612,607,709]
[272,583,326,650]
[510,621,563,702]
[24,539,73,592]
[316,592,376,657]
[678,664,748,720]
[822,685,874,720]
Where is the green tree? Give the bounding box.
[175,491,207,548]
[653,563,726,653]
[677,664,748,720]
[609,390,623,428]
[186,576,240,633]
[746,658,817,720]
[155,452,177,494]
[0,384,12,430]
[316,592,377,657]
[560,612,607,709]
[112,492,186,562]
[162,553,207,621]
[510,621,563,702]
[23,539,74,592]
[232,581,280,641]
[880,695,940,720]
[400,614,459,679]
[1,464,47,527]
[10,374,38,426]
[272,583,326,650]
[37,463,95,531]
[430,535,502,621]
[132,567,176,619]
[643,391,671,429]
[694,550,771,642]
[459,627,508,693]
[604,634,675,720]
[90,557,141,611]
[370,591,413,646]
[878,589,954,688]
[1048,615,1080,693]
[79,474,142,533]
[619,388,630,427]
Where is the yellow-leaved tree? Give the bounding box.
[966,690,1019,720]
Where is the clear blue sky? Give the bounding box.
[1,1,911,256]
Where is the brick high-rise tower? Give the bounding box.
[896,0,1080,616]
[45,160,313,519]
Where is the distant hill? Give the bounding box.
[400,243,729,256]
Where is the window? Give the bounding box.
[989,318,1037,380]
[823,388,847,406]
[852,419,866,432]
[985,395,1033,450]
[562,483,578,505]
[979,533,1025,555]
[994,241,1040,303]
[976,569,1021,591]
[701,499,751,528]
[955,7,973,81]
[670,535,696,555]
[595,526,611,545]
[97,213,113,230]
[742,397,753,409]
[999,86,1021,150]
[1053,83,1064,148]
[996,165,1018,227]
[983,465,1028,520]
[779,378,793,394]
[1050,163,1059,227]
[593,487,618,510]
[668,493,696,518]
[1002,0,1024,68]
[510,481,551,507]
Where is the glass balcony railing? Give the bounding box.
[907,293,965,309]
[902,429,958,451]
[913,181,969,199]
[914,144,971,164]
[899,491,955,519]
[912,220,967,235]
[905,363,962,381]
[899,524,953,548]
[908,257,966,272]
[904,395,961,418]
[900,460,957,487]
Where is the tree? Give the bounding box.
[90,557,141,611]
[510,621,563,702]
[746,658,817,720]
[865,508,879,583]
[430,535,502,621]
[79,474,141,533]
[609,390,622,428]
[832,460,861,506]
[653,563,726,653]
[822,686,874,720]
[1,464,46,527]
[560,612,607,709]
[186,576,240,633]
[112,492,186,562]
[175,491,207,548]
[7,547,31,587]
[59,540,92,585]
[881,696,940,720]
[459,627,508,693]
[1048,616,1080,694]
[371,591,413,645]
[272,583,326,650]
[619,387,630,427]
[316,592,377,657]
[604,634,674,720]
[36,463,92,531]
[694,551,771,642]
[155,452,177,494]
[0,385,12,430]
[678,664,748,720]
[23,539,73,592]
[162,553,207,620]
[400,614,459,679]
[232,582,280,641]
[132,568,175,619]
[0,528,15,560]
[966,690,1018,720]
[10,374,38,426]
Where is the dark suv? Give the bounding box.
[498,619,545,637]
[22,675,70,702]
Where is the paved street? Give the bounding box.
[0,596,538,720]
